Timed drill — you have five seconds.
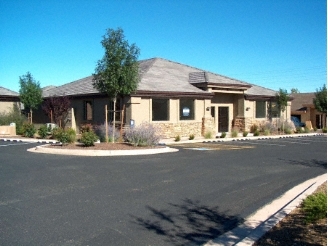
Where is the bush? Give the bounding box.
[53,128,76,145]
[80,123,93,133]
[231,128,238,138]
[38,125,48,139]
[174,135,181,142]
[250,124,259,133]
[220,132,226,138]
[323,128,327,133]
[22,123,36,138]
[304,127,310,133]
[261,121,277,134]
[80,131,98,147]
[0,105,27,134]
[302,192,327,223]
[243,131,248,137]
[263,129,270,136]
[124,123,160,146]
[204,131,212,139]
[253,130,260,136]
[189,134,195,140]
[94,123,120,142]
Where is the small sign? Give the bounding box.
[183,107,190,117]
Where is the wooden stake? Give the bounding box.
[105,104,108,143]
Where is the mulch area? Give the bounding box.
[45,142,162,150]
[254,182,327,246]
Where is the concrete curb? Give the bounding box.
[204,173,327,246]
[27,144,179,156]
[161,133,325,145]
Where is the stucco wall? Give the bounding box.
[0,101,20,114]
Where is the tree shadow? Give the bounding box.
[131,198,244,245]
[278,158,327,169]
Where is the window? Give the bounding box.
[270,101,280,118]
[180,99,194,120]
[84,100,93,120]
[256,101,266,118]
[152,99,169,121]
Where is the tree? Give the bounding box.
[290,88,300,93]
[93,28,140,142]
[42,95,71,128]
[313,84,327,128]
[19,72,43,123]
[276,88,289,133]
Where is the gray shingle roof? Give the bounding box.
[0,86,19,97]
[43,57,278,98]
[137,58,211,94]
[245,83,277,98]
[42,76,99,97]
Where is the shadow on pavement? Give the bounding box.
[279,158,327,169]
[131,198,244,245]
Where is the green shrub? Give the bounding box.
[189,134,195,140]
[174,135,181,142]
[302,192,327,223]
[243,131,248,137]
[38,125,48,139]
[124,123,160,146]
[231,129,238,138]
[0,105,27,134]
[304,127,310,133]
[204,131,212,139]
[263,129,270,136]
[250,124,259,133]
[284,128,292,134]
[80,131,98,147]
[313,127,317,132]
[322,128,327,133]
[53,128,76,145]
[22,123,36,138]
[220,132,226,138]
[253,130,260,136]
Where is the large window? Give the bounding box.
[180,99,194,120]
[256,101,266,118]
[270,101,280,118]
[152,99,169,121]
[84,100,93,120]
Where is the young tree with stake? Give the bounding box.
[19,72,43,124]
[93,28,140,143]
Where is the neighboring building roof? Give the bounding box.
[0,86,19,97]
[42,57,278,99]
[42,76,100,97]
[290,93,315,112]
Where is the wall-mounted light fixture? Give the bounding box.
[206,107,210,111]
[246,107,250,111]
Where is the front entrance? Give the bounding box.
[218,107,229,132]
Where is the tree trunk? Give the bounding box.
[112,98,116,143]
[30,109,33,124]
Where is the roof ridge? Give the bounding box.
[0,86,19,95]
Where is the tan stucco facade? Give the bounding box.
[0,101,20,114]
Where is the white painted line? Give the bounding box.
[0,142,33,147]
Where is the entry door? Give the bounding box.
[218,107,229,132]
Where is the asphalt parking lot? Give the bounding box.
[0,135,326,245]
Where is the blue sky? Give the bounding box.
[0,0,326,93]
